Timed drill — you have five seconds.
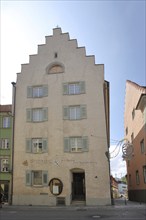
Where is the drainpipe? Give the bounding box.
[10,82,16,205]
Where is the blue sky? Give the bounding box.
[1,0,145,177]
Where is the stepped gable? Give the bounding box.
[20,27,96,73]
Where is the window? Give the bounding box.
[26,108,48,122]
[1,159,9,172]
[131,133,134,142]
[27,85,48,98]
[140,139,145,153]
[0,139,10,149]
[26,138,48,153]
[26,170,48,186]
[64,136,88,153]
[70,106,80,120]
[63,81,85,95]
[129,174,132,186]
[143,166,146,183]
[54,52,58,58]
[2,117,10,128]
[136,170,140,185]
[63,105,87,120]
[132,108,135,120]
[125,127,128,135]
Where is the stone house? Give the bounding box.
[12,28,111,206]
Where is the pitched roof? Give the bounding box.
[0,105,12,112]
[127,80,146,92]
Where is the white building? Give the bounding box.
[12,28,111,206]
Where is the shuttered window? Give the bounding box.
[63,81,85,95]
[64,136,89,153]
[27,85,48,98]
[26,108,48,122]
[26,170,48,186]
[26,138,48,153]
[63,105,87,120]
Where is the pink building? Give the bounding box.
[124,80,146,203]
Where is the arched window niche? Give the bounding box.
[46,62,65,74]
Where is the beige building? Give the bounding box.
[12,28,111,206]
[124,80,146,202]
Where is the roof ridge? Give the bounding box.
[127,80,146,93]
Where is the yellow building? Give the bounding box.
[12,28,111,206]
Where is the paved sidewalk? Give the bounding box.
[113,198,146,207]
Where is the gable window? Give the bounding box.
[26,108,48,122]
[63,81,85,95]
[1,159,9,172]
[46,62,64,74]
[27,85,48,98]
[140,139,145,153]
[26,138,48,153]
[0,139,10,149]
[63,105,87,120]
[2,117,10,128]
[26,170,48,186]
[136,170,140,185]
[64,136,88,153]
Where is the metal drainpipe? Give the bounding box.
[10,82,16,205]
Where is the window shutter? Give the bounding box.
[43,85,48,97]
[82,136,88,152]
[64,137,70,152]
[42,171,48,186]
[26,170,32,186]
[42,139,48,153]
[26,109,32,122]
[26,139,32,153]
[42,108,48,121]
[80,81,85,94]
[81,105,87,119]
[27,86,33,98]
[63,83,68,95]
[63,106,69,120]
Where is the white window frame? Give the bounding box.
[1,159,9,172]
[70,137,82,152]
[32,139,43,153]
[69,83,80,95]
[3,117,10,128]
[32,86,43,98]
[69,106,81,120]
[1,139,10,149]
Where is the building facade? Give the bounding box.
[12,28,111,206]
[0,105,12,204]
[124,80,146,203]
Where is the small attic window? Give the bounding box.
[46,62,64,74]
[54,52,58,58]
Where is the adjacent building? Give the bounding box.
[124,80,146,203]
[0,104,12,204]
[12,28,111,206]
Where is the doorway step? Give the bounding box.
[71,200,86,206]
